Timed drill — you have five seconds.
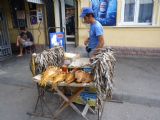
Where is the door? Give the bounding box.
[45,0,56,46]
[0,9,12,61]
[64,0,78,45]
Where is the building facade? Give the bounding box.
[78,0,160,56]
[0,0,160,60]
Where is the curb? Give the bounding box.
[112,92,160,108]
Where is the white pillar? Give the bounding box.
[54,0,61,32]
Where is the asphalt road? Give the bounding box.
[0,51,160,120]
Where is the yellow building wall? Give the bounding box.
[78,0,160,48]
[2,0,46,45]
[25,4,47,45]
[104,27,160,48]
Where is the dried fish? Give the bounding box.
[91,48,116,109]
[31,46,64,74]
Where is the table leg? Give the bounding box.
[27,84,54,118]
[54,87,84,117]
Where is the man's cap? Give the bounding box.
[80,7,94,18]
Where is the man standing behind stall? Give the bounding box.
[80,7,104,57]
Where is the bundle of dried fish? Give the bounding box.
[91,48,116,108]
[39,66,62,86]
[32,46,64,74]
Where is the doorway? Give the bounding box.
[64,0,78,45]
[45,0,55,31]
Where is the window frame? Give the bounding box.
[120,0,154,26]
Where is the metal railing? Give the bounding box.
[0,9,12,61]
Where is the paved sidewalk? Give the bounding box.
[102,56,160,120]
[0,46,160,120]
[113,57,160,106]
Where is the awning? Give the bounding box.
[26,0,44,4]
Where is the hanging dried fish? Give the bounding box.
[31,46,64,74]
[91,48,116,109]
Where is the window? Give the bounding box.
[121,0,153,25]
[8,0,26,28]
[124,0,135,22]
[138,0,153,23]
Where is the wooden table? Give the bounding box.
[32,74,102,120]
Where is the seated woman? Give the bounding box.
[16,27,34,56]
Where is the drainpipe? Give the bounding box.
[158,0,160,26]
[42,3,48,47]
[58,0,63,32]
